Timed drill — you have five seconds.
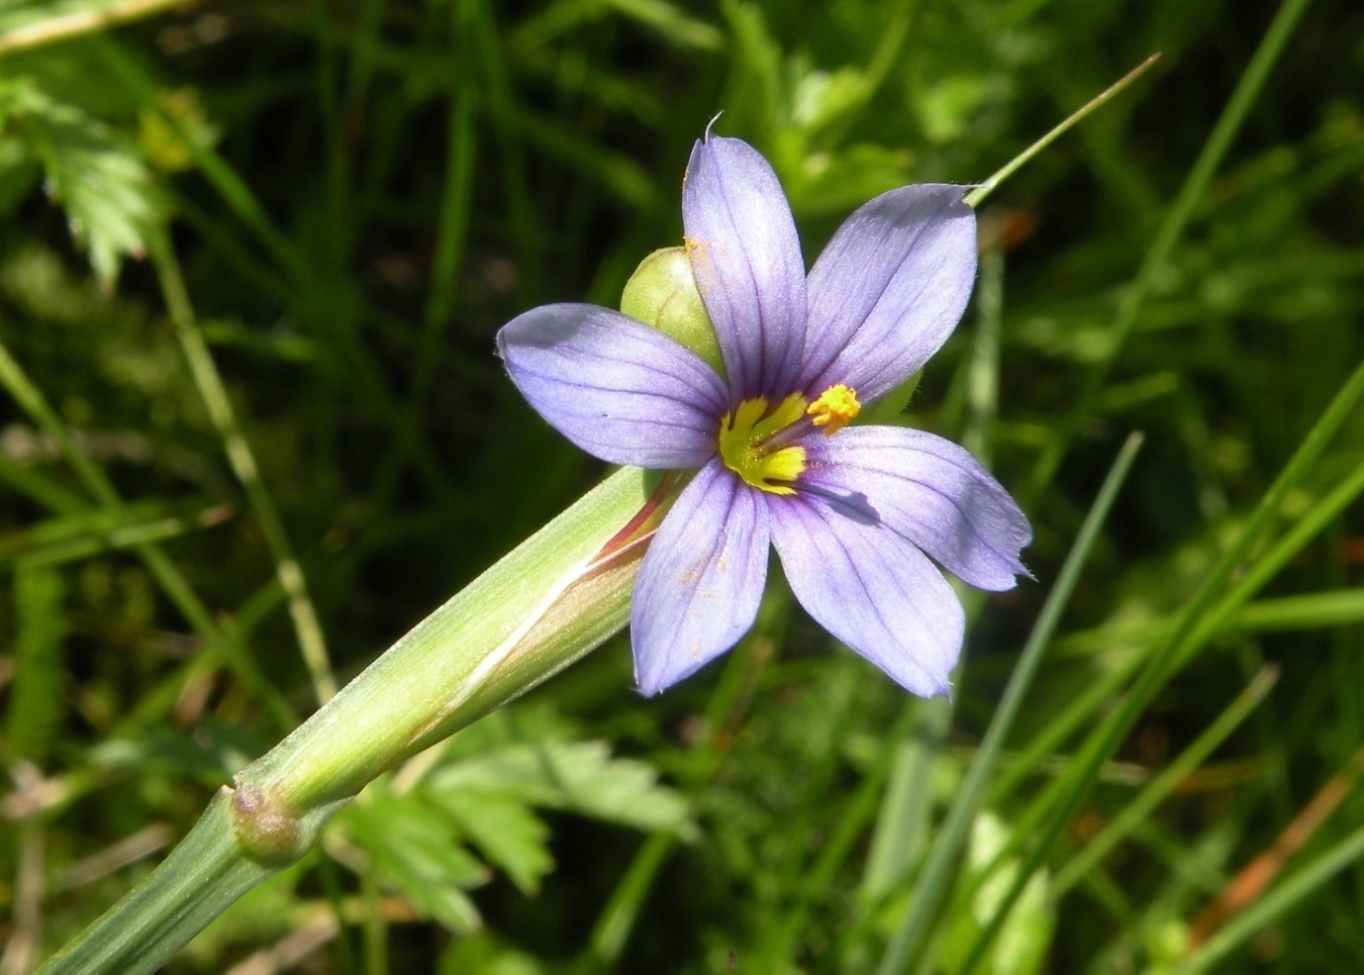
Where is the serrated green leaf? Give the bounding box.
[435,790,553,896]
[89,719,266,785]
[429,739,692,835]
[341,791,489,933]
[0,79,164,285]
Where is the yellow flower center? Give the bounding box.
[717,384,861,495]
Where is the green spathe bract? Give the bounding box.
[35,466,659,975]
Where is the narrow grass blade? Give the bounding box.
[874,432,1145,975]
[0,0,186,55]
[964,54,1160,209]
[955,353,1364,975]
[151,233,337,704]
[1027,0,1318,498]
[1052,665,1280,895]
[0,334,298,731]
[1169,820,1364,974]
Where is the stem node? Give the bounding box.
[230,783,310,866]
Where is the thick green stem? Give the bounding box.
[239,466,662,813]
[36,466,663,975]
[32,790,282,975]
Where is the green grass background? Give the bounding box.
[1,0,1363,972]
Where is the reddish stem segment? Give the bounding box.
[589,471,681,568]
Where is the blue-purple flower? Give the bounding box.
[497,133,1031,697]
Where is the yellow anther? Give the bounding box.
[806,384,861,435]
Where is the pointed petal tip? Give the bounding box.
[632,657,691,698]
[632,674,666,698]
[800,427,1033,593]
[801,183,979,401]
[632,631,733,698]
[683,132,807,400]
[889,659,955,700]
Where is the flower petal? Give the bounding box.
[498,303,729,469]
[802,185,977,403]
[683,135,807,402]
[769,496,963,697]
[800,426,1031,591]
[632,460,770,695]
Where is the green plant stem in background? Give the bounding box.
[22,791,281,975]
[955,355,1364,974]
[874,432,1144,975]
[1178,458,1364,666]
[97,42,460,512]
[150,233,337,704]
[1167,823,1364,975]
[1025,0,1318,500]
[850,232,1010,934]
[367,61,480,522]
[0,0,191,55]
[984,454,1364,812]
[34,466,661,975]
[0,334,297,731]
[569,589,789,973]
[1166,822,1364,975]
[1051,665,1280,895]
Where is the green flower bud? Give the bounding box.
[620,247,725,377]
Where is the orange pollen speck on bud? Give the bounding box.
[806,384,861,435]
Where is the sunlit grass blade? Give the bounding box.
[1052,665,1279,896]
[0,500,229,570]
[955,355,1364,974]
[0,0,184,55]
[97,41,458,512]
[1170,820,1364,974]
[1026,0,1319,499]
[1234,589,1364,632]
[151,233,338,704]
[964,54,1161,210]
[874,432,1145,975]
[1177,457,1364,669]
[1187,745,1364,949]
[851,237,1008,954]
[990,458,1364,809]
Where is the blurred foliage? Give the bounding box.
[1,0,1363,973]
